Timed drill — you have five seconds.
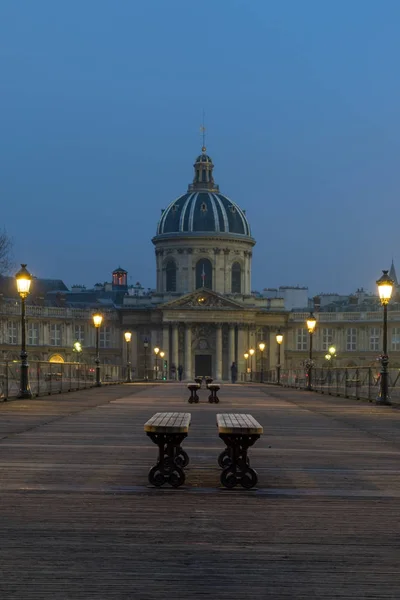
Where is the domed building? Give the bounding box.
[121,146,286,381]
[153,148,255,296]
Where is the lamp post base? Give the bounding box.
[376,397,391,406]
[18,389,33,399]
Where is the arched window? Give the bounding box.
[196,258,212,290]
[166,260,177,292]
[231,262,241,293]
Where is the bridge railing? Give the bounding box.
[0,361,124,400]
[261,366,400,403]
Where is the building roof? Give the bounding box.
[156,191,251,237]
[389,259,398,285]
[0,275,68,299]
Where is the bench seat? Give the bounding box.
[217,413,262,435]
[144,412,191,434]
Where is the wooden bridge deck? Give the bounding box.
[0,383,399,599]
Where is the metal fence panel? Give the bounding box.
[0,361,124,400]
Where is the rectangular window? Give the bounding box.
[28,323,39,346]
[391,327,400,351]
[322,328,334,351]
[74,325,85,344]
[296,328,308,351]
[369,327,380,352]
[8,322,17,344]
[346,328,357,351]
[50,324,62,346]
[99,326,111,348]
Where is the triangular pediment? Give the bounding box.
[160,289,244,310]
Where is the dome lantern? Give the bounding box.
[188,146,218,192]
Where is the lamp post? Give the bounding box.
[160,350,165,380]
[15,264,33,399]
[276,331,283,385]
[249,348,255,382]
[376,270,394,405]
[306,313,317,391]
[143,337,149,380]
[154,346,160,380]
[244,352,249,381]
[258,342,265,383]
[92,312,103,387]
[124,331,132,383]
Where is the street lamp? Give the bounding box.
[73,341,83,363]
[376,270,394,405]
[15,264,33,399]
[160,350,165,380]
[154,346,160,380]
[249,348,255,381]
[244,352,249,381]
[124,331,132,383]
[276,331,283,385]
[306,313,317,391]
[92,312,103,387]
[143,337,149,380]
[258,342,265,383]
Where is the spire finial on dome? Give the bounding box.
[200,109,206,153]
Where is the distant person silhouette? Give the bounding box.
[178,364,183,381]
[230,361,238,384]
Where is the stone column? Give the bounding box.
[237,325,247,382]
[172,323,179,377]
[215,324,223,381]
[228,324,236,367]
[184,325,192,380]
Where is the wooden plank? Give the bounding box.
[144,412,191,433]
[217,413,263,435]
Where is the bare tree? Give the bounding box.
[0,229,14,275]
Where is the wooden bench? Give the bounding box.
[207,383,220,403]
[216,413,263,489]
[144,412,191,488]
[187,382,200,403]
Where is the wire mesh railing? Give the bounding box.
[0,361,125,400]
[261,366,400,403]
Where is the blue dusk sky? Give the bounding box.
[1,0,400,295]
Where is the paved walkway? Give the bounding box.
[0,383,399,599]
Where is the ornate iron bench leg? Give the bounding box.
[147,432,187,487]
[218,433,259,489]
[188,388,199,403]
